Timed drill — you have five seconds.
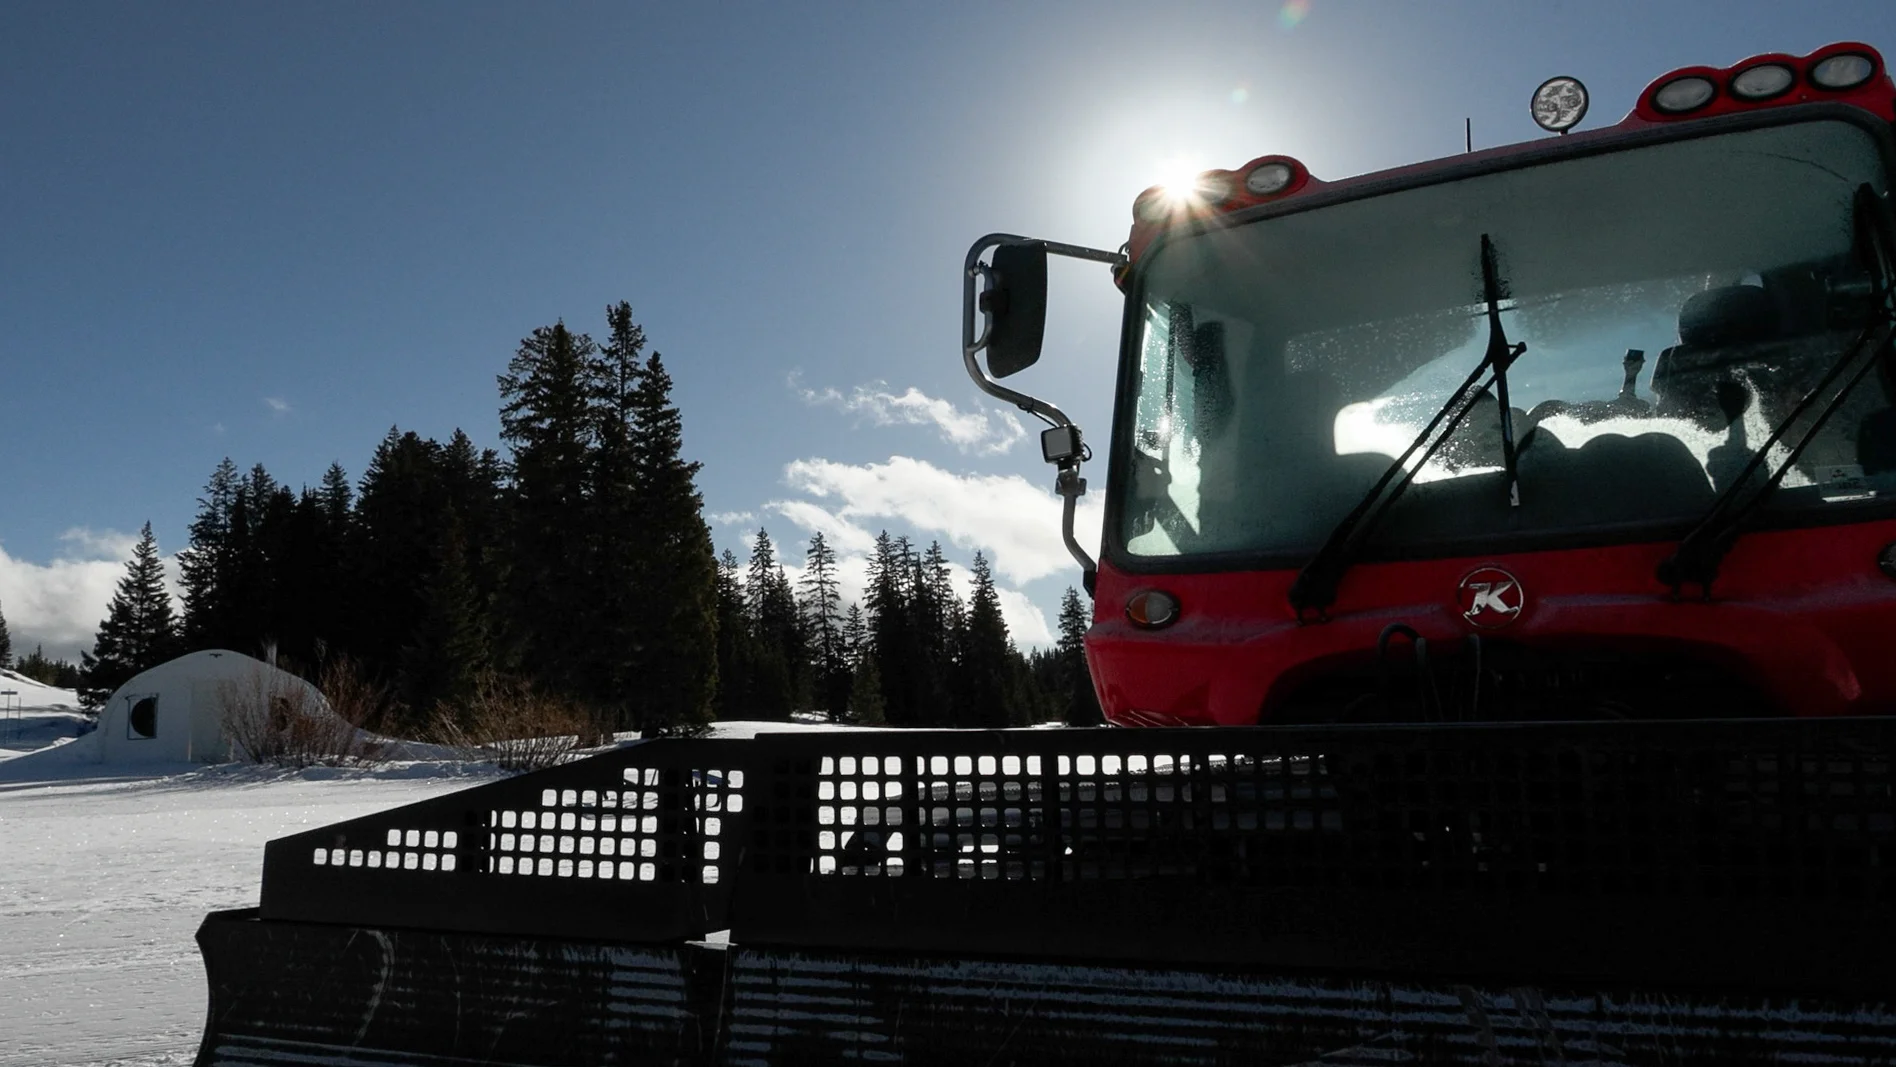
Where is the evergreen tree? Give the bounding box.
[620,338,718,733]
[863,532,915,725]
[745,529,796,718]
[352,427,498,730]
[497,321,598,699]
[582,302,649,724]
[961,551,1013,728]
[308,462,357,660]
[798,532,849,719]
[178,458,240,650]
[841,602,867,668]
[399,518,488,716]
[0,596,11,669]
[80,523,180,708]
[1057,586,1104,726]
[16,645,83,689]
[847,654,885,725]
[712,549,757,719]
[912,541,961,726]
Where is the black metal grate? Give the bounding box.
[260,739,749,943]
[732,720,1896,990]
[255,719,1896,991]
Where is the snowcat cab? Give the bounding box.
[963,41,1896,727]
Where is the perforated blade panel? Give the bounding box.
[733,720,1896,992]
[260,738,749,943]
[254,720,1896,991]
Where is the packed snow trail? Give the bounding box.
[0,761,499,1066]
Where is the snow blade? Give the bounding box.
[202,718,1896,1064]
[195,908,726,1066]
[197,909,1896,1066]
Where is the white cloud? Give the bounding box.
[797,379,1026,455]
[708,510,756,526]
[751,455,1100,650]
[775,456,1101,587]
[264,397,290,414]
[0,529,182,663]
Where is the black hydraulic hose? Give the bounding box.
[1465,633,1484,722]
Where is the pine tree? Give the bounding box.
[745,530,796,718]
[913,541,962,726]
[0,596,12,669]
[16,645,82,688]
[621,340,719,734]
[841,602,867,668]
[863,532,913,724]
[497,321,598,700]
[582,302,649,724]
[80,523,180,709]
[712,549,756,719]
[310,462,356,661]
[399,518,489,716]
[848,654,886,725]
[798,532,849,719]
[1057,586,1104,725]
[962,551,1013,728]
[178,458,240,650]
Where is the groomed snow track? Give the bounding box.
[197,720,1896,1065]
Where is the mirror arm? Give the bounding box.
[962,233,1124,590]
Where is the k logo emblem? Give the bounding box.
[1456,566,1525,629]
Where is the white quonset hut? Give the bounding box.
[92,649,325,764]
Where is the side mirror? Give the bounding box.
[980,241,1048,378]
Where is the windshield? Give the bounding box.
[1117,118,1896,563]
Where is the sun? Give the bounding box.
[1150,155,1209,204]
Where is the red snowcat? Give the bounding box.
[964,40,1896,729]
[194,43,1896,1066]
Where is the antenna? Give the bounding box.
[1465,117,1472,153]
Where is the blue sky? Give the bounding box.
[4,1,1895,659]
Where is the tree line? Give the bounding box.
[46,301,1102,734]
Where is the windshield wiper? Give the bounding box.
[1657,183,1896,598]
[1289,234,1527,621]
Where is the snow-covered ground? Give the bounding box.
[0,685,872,1067]
[0,676,505,1067]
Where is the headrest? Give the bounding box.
[1678,286,1777,347]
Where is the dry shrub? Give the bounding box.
[220,665,371,767]
[316,656,397,740]
[432,673,590,772]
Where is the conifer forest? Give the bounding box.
[12,302,1103,737]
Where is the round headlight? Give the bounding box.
[1812,53,1875,90]
[1653,75,1717,114]
[1125,589,1180,629]
[1731,63,1795,100]
[1244,162,1295,196]
[1530,75,1590,133]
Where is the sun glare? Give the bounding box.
[1151,156,1207,203]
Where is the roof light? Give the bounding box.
[1244,161,1295,195]
[1132,187,1169,223]
[1652,75,1717,114]
[1125,589,1179,629]
[1193,170,1235,203]
[1812,52,1875,90]
[1731,63,1795,100]
[1530,75,1589,133]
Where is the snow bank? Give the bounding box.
[0,667,80,710]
